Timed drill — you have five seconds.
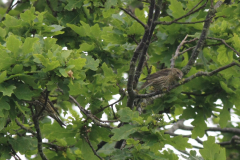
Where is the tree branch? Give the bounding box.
[127,0,156,108]
[32,108,48,160]
[156,16,213,25]
[155,0,208,25]
[15,118,36,136]
[207,37,240,56]
[133,0,162,89]
[84,135,103,160]
[182,1,223,75]
[46,0,57,17]
[137,61,240,98]
[120,7,147,29]
[69,95,115,129]
[171,34,188,68]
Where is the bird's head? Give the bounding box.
[174,68,183,80]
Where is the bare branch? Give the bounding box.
[171,35,188,68]
[179,46,196,55]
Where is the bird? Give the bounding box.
[139,68,183,91]
[35,95,65,127]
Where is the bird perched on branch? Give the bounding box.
[35,95,65,127]
[139,68,183,91]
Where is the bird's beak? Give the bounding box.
[179,74,183,79]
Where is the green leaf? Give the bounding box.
[219,99,232,128]
[42,123,75,139]
[20,8,36,24]
[0,117,6,131]
[81,54,100,71]
[0,71,7,83]
[22,37,39,55]
[67,58,86,70]
[9,137,37,154]
[59,68,68,77]
[79,43,95,52]
[65,0,83,11]
[90,24,101,39]
[89,125,111,142]
[220,81,235,94]
[2,15,21,27]
[169,0,185,18]
[12,64,23,74]
[199,136,226,160]
[0,49,15,71]
[217,46,231,65]
[111,124,138,141]
[0,97,10,117]
[105,0,117,9]
[79,139,99,160]
[0,83,16,96]
[102,63,114,78]
[97,141,117,156]
[191,113,207,139]
[6,35,22,54]
[118,107,139,122]
[14,84,35,100]
[166,135,192,150]
[232,33,240,51]
[127,22,144,35]
[33,54,60,72]
[0,27,6,38]
[67,23,86,36]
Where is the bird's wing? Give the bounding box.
[143,68,172,80]
[138,80,154,90]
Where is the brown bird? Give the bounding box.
[139,68,183,91]
[35,95,65,127]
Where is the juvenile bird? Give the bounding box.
[35,95,65,127]
[139,68,183,91]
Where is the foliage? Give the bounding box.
[0,0,240,159]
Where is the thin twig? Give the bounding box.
[171,34,188,68]
[1,0,14,21]
[46,0,57,17]
[15,119,36,136]
[155,0,208,25]
[95,94,125,114]
[179,46,196,55]
[84,135,103,160]
[157,16,213,25]
[207,37,240,56]
[120,7,147,29]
